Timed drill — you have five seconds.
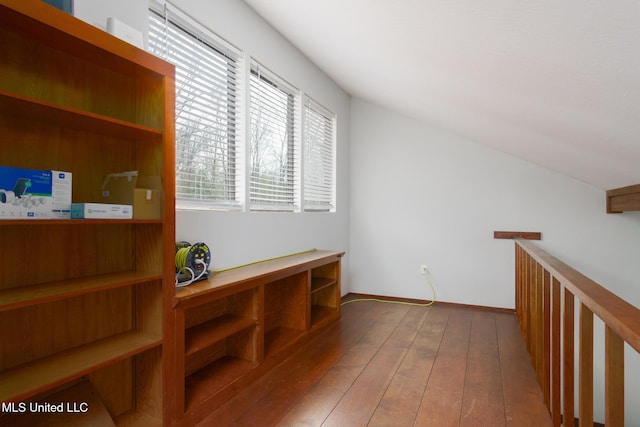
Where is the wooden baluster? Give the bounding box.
[563,289,575,427]
[526,255,534,355]
[517,245,525,331]
[605,327,624,426]
[515,245,522,327]
[527,256,536,362]
[543,269,551,408]
[579,303,593,426]
[535,262,544,387]
[512,239,640,426]
[551,277,561,427]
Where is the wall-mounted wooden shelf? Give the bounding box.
[494,231,542,240]
[606,184,640,213]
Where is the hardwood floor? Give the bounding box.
[197,296,552,427]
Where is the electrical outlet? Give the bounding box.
[420,265,428,275]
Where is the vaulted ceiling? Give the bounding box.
[244,0,640,190]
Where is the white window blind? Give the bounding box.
[304,97,336,212]
[249,64,300,211]
[149,3,243,209]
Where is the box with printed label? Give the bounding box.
[71,203,133,219]
[0,166,53,219]
[0,167,72,219]
[101,171,163,219]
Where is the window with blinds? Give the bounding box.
[249,65,300,211]
[304,97,336,212]
[149,3,243,209]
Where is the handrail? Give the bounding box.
[513,238,640,427]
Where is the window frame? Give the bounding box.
[248,62,301,212]
[147,2,338,214]
[148,1,245,211]
[303,96,337,212]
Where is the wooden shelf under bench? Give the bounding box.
[170,249,344,426]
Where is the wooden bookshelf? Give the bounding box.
[0,1,175,425]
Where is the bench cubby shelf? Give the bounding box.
[171,250,344,426]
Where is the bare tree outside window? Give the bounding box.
[149,9,240,208]
[149,4,335,213]
[249,69,297,210]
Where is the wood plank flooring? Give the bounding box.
[197,296,552,427]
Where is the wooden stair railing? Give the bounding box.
[514,238,640,427]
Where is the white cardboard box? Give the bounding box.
[71,203,133,219]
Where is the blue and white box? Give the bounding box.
[0,167,72,219]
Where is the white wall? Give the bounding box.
[349,97,640,423]
[350,98,640,308]
[74,0,148,36]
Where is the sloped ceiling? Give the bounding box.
[244,0,640,190]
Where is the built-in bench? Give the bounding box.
[167,249,344,426]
